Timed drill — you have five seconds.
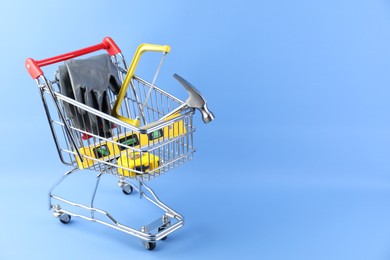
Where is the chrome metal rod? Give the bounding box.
[90,173,103,218]
[133,75,183,104]
[135,182,183,220]
[44,89,139,132]
[38,84,69,165]
[48,168,78,209]
[40,76,83,161]
[51,194,183,241]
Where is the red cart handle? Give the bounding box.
[25,37,121,79]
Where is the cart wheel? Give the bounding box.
[143,241,156,251]
[59,213,71,224]
[158,220,171,240]
[158,224,170,241]
[122,184,133,195]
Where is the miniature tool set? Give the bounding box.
[25,37,214,250]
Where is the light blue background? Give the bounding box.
[1,0,390,259]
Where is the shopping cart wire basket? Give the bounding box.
[25,37,214,250]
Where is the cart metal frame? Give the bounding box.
[26,37,196,250]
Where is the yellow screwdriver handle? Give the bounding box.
[112,44,171,126]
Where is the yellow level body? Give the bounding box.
[117,152,160,178]
[75,117,185,169]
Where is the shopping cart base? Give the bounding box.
[49,169,184,250]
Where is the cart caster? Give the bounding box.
[158,221,171,241]
[59,213,71,224]
[121,184,133,195]
[158,227,168,241]
[142,241,156,251]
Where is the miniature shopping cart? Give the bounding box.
[25,37,214,250]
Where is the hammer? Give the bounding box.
[161,73,215,123]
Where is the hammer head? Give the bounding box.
[173,73,215,123]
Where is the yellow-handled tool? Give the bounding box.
[117,152,160,178]
[112,44,170,126]
[75,115,185,169]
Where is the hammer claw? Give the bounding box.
[173,73,215,124]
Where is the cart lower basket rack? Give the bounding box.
[25,37,214,250]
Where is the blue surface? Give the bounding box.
[1,0,390,259]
